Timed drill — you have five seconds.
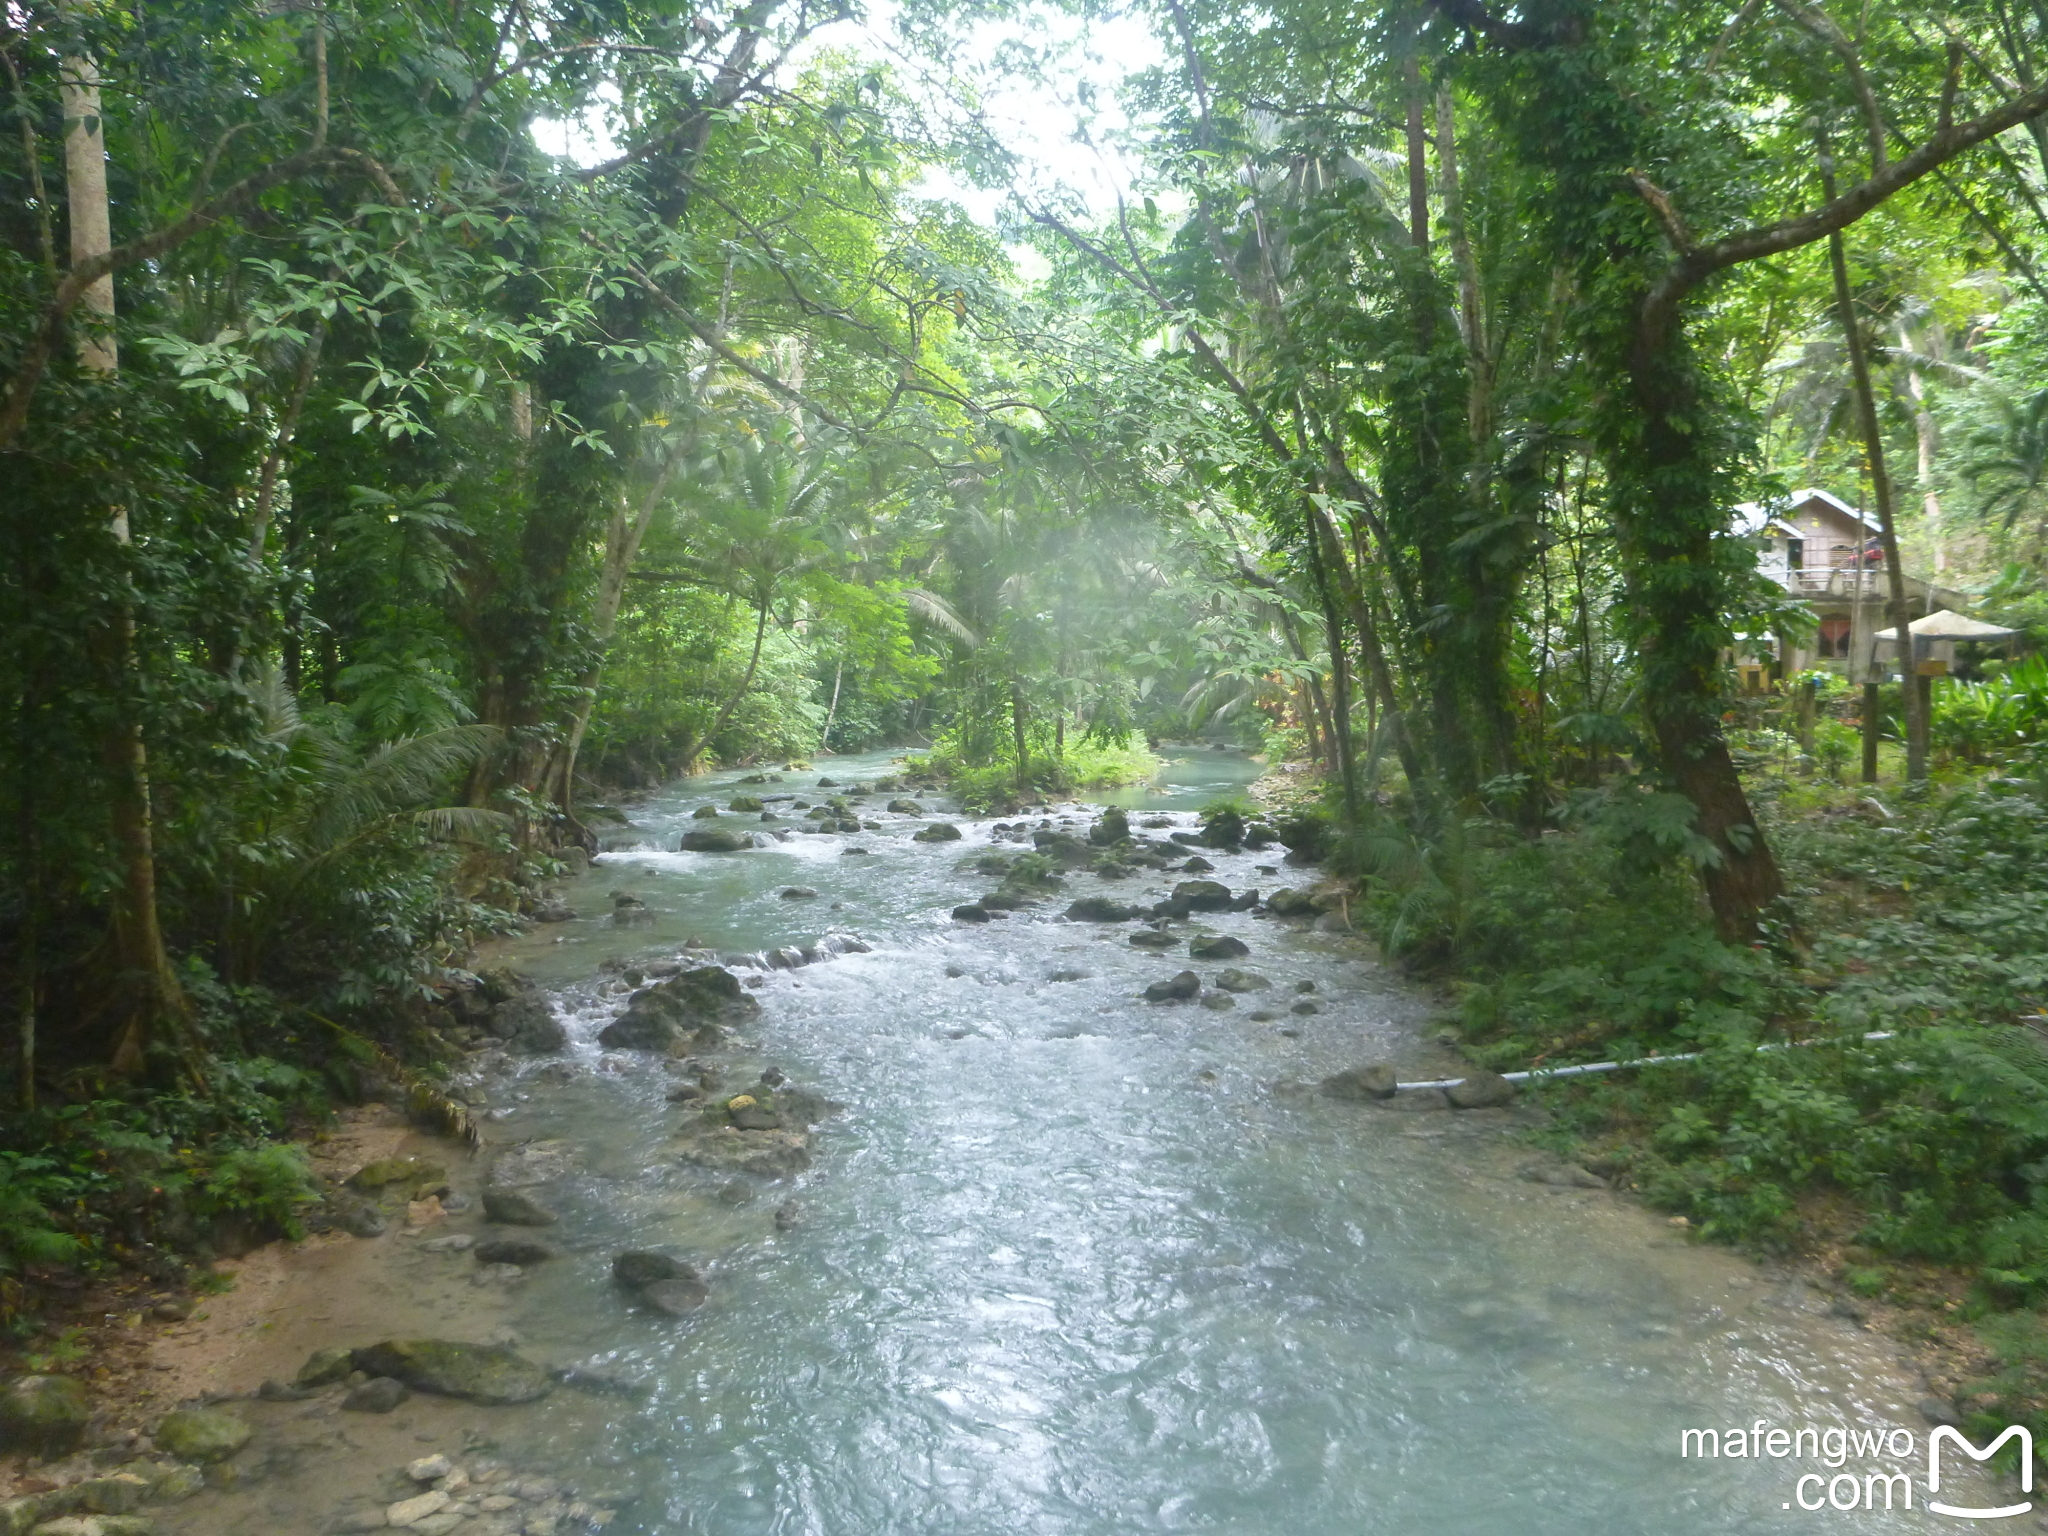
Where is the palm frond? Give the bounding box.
[903,587,981,646]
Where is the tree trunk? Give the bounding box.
[537,448,687,822]
[1010,682,1029,794]
[1903,328,1946,573]
[1822,142,1925,782]
[63,29,187,1071]
[1616,339,1785,942]
[820,657,843,753]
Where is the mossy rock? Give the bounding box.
[153,1406,251,1463]
[294,1347,355,1389]
[350,1340,552,1404]
[347,1158,446,1192]
[0,1375,89,1456]
[728,796,765,812]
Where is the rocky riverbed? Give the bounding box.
[0,749,2007,1535]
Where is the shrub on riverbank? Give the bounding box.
[908,731,1161,813]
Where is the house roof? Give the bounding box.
[1730,487,1875,538]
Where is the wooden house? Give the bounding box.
[1730,488,1967,688]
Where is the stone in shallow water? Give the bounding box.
[1189,934,1249,960]
[951,904,990,923]
[1128,930,1179,950]
[351,1341,552,1405]
[1213,968,1270,993]
[1144,971,1201,1003]
[473,1237,554,1266]
[386,1488,449,1528]
[612,1251,692,1289]
[152,1406,250,1463]
[1199,993,1235,1011]
[480,1189,557,1227]
[1322,1064,1399,1101]
[913,823,963,843]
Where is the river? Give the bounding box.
[160,748,1985,1535]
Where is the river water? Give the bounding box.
[414,748,1972,1536]
[153,748,1991,1535]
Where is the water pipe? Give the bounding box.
[1395,1031,1898,1093]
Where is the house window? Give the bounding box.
[1818,617,1852,657]
[1786,537,1805,570]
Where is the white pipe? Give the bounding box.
[1395,1031,1897,1093]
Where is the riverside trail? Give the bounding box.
[141,750,1988,1536]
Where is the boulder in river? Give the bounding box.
[612,1251,710,1317]
[671,1116,813,1178]
[1128,929,1180,949]
[780,886,819,899]
[1213,968,1270,993]
[0,1373,89,1455]
[913,823,963,843]
[1064,897,1141,922]
[487,1138,577,1188]
[351,1340,553,1404]
[680,827,754,853]
[1199,808,1248,849]
[1171,880,1233,912]
[473,1237,554,1266]
[1144,970,1201,1003]
[481,1189,558,1226]
[1445,1072,1517,1110]
[485,991,567,1053]
[887,799,924,814]
[153,1406,251,1463]
[1265,888,1318,917]
[1087,807,1130,846]
[1188,934,1249,960]
[598,967,762,1054]
[1322,1064,1399,1102]
[691,805,722,818]
[341,1377,408,1413]
[951,904,991,923]
[728,795,766,812]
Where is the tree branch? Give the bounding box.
[1771,0,1888,172]
[0,145,403,451]
[1640,77,2048,348]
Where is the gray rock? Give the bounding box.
[951,904,991,923]
[639,1276,710,1317]
[0,1375,90,1455]
[692,804,722,818]
[531,899,576,923]
[612,1251,692,1289]
[1322,1064,1399,1101]
[1199,993,1235,1011]
[1179,856,1215,873]
[671,1125,813,1179]
[1266,888,1318,917]
[1917,1398,1963,1428]
[1171,880,1233,911]
[350,1341,552,1405]
[679,828,753,853]
[780,886,818,900]
[341,1377,408,1413]
[1047,969,1087,982]
[1145,971,1202,1003]
[487,1139,577,1188]
[1088,807,1130,845]
[1445,1072,1517,1110]
[255,1378,311,1402]
[152,1407,251,1463]
[728,796,765,812]
[295,1348,355,1389]
[1063,897,1141,922]
[1128,929,1180,949]
[486,992,567,1054]
[473,1238,554,1266]
[912,823,963,843]
[1518,1161,1607,1189]
[481,1189,558,1227]
[1290,1000,1321,1016]
[597,967,762,1054]
[1213,968,1270,993]
[1188,934,1249,960]
[886,799,924,814]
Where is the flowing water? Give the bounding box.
[168,749,1998,1534]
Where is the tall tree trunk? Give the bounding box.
[1615,338,1786,941]
[63,27,186,1071]
[538,447,687,822]
[681,589,771,771]
[1902,328,1945,574]
[1010,682,1029,794]
[1821,141,1926,782]
[820,658,843,753]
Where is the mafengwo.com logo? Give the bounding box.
[1680,1420,2034,1516]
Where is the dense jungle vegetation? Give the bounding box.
[12,0,2048,1430]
